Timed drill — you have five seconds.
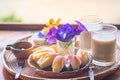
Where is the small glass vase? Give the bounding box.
[57,38,75,56]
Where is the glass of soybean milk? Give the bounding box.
[79,15,102,51]
[91,24,117,66]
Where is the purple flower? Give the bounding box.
[75,20,88,35]
[46,27,57,44]
[37,31,44,38]
[56,23,76,42]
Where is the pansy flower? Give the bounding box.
[38,18,61,39]
[75,20,88,35]
[37,31,44,38]
[39,19,88,44]
[46,27,57,44]
[56,23,76,42]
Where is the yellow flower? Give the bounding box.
[46,18,61,29]
[42,18,61,34]
[54,18,61,27]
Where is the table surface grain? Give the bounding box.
[0,30,120,80]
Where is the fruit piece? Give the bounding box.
[32,47,57,62]
[37,52,57,68]
[32,46,46,52]
[33,46,55,52]
[32,46,59,69]
[32,47,56,58]
[68,55,82,70]
[41,47,55,52]
[32,52,48,61]
[33,38,46,46]
[52,56,66,72]
[76,49,88,66]
[50,45,57,52]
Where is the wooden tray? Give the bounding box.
[2,36,120,80]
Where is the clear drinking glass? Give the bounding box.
[91,24,117,66]
[79,15,102,51]
[57,38,75,56]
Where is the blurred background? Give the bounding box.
[0,0,120,24]
[0,1,120,80]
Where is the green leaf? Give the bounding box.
[0,13,22,22]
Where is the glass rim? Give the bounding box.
[92,24,117,34]
[80,15,102,24]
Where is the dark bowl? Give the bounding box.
[6,41,34,59]
[27,53,92,78]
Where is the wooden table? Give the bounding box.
[0,30,120,80]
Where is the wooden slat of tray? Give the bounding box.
[2,36,120,80]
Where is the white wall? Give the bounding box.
[0,0,120,24]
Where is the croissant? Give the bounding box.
[52,56,66,72]
[76,49,89,66]
[68,55,82,70]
